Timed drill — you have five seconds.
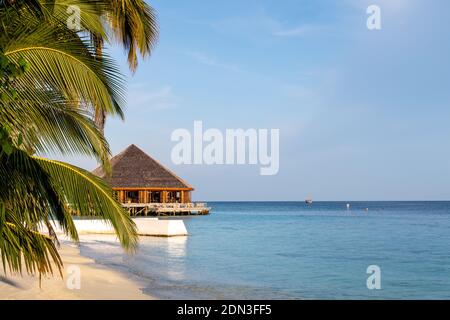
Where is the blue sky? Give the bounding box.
[62,0,450,201]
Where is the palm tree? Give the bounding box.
[92,0,159,132]
[0,2,137,278]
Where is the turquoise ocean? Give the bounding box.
[78,201,450,299]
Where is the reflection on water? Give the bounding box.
[165,237,187,281]
[75,234,190,292]
[165,236,187,258]
[138,236,187,281]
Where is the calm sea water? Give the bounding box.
[78,201,450,299]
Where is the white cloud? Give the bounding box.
[128,85,178,110]
[209,11,326,41]
[273,25,325,38]
[187,51,241,72]
[273,27,308,37]
[344,0,415,13]
[211,10,280,37]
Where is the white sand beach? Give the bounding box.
[0,244,154,300]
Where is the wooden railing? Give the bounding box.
[121,202,210,216]
[122,202,207,208]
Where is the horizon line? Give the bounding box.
[195,200,450,202]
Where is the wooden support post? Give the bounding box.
[138,190,145,203]
[184,191,191,203]
[118,190,125,203]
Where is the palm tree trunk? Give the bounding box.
[93,35,106,134]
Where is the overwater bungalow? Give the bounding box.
[92,144,209,216]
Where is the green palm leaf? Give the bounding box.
[1,12,126,120]
[0,88,112,171]
[0,218,63,279]
[0,1,140,280]
[35,157,138,251]
[0,0,48,17]
[0,148,138,277]
[107,0,159,72]
[45,0,108,38]
[0,148,79,242]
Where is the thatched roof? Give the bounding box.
[92,144,193,190]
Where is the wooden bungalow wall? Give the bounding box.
[114,189,192,204]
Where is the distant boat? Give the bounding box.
[305,198,313,204]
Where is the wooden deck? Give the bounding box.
[122,202,210,216]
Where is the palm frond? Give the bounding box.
[0,149,138,278]
[2,12,126,119]
[0,0,140,280]
[35,157,138,251]
[0,204,63,278]
[0,88,112,171]
[0,0,49,18]
[108,0,159,72]
[0,149,79,242]
[44,0,109,38]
